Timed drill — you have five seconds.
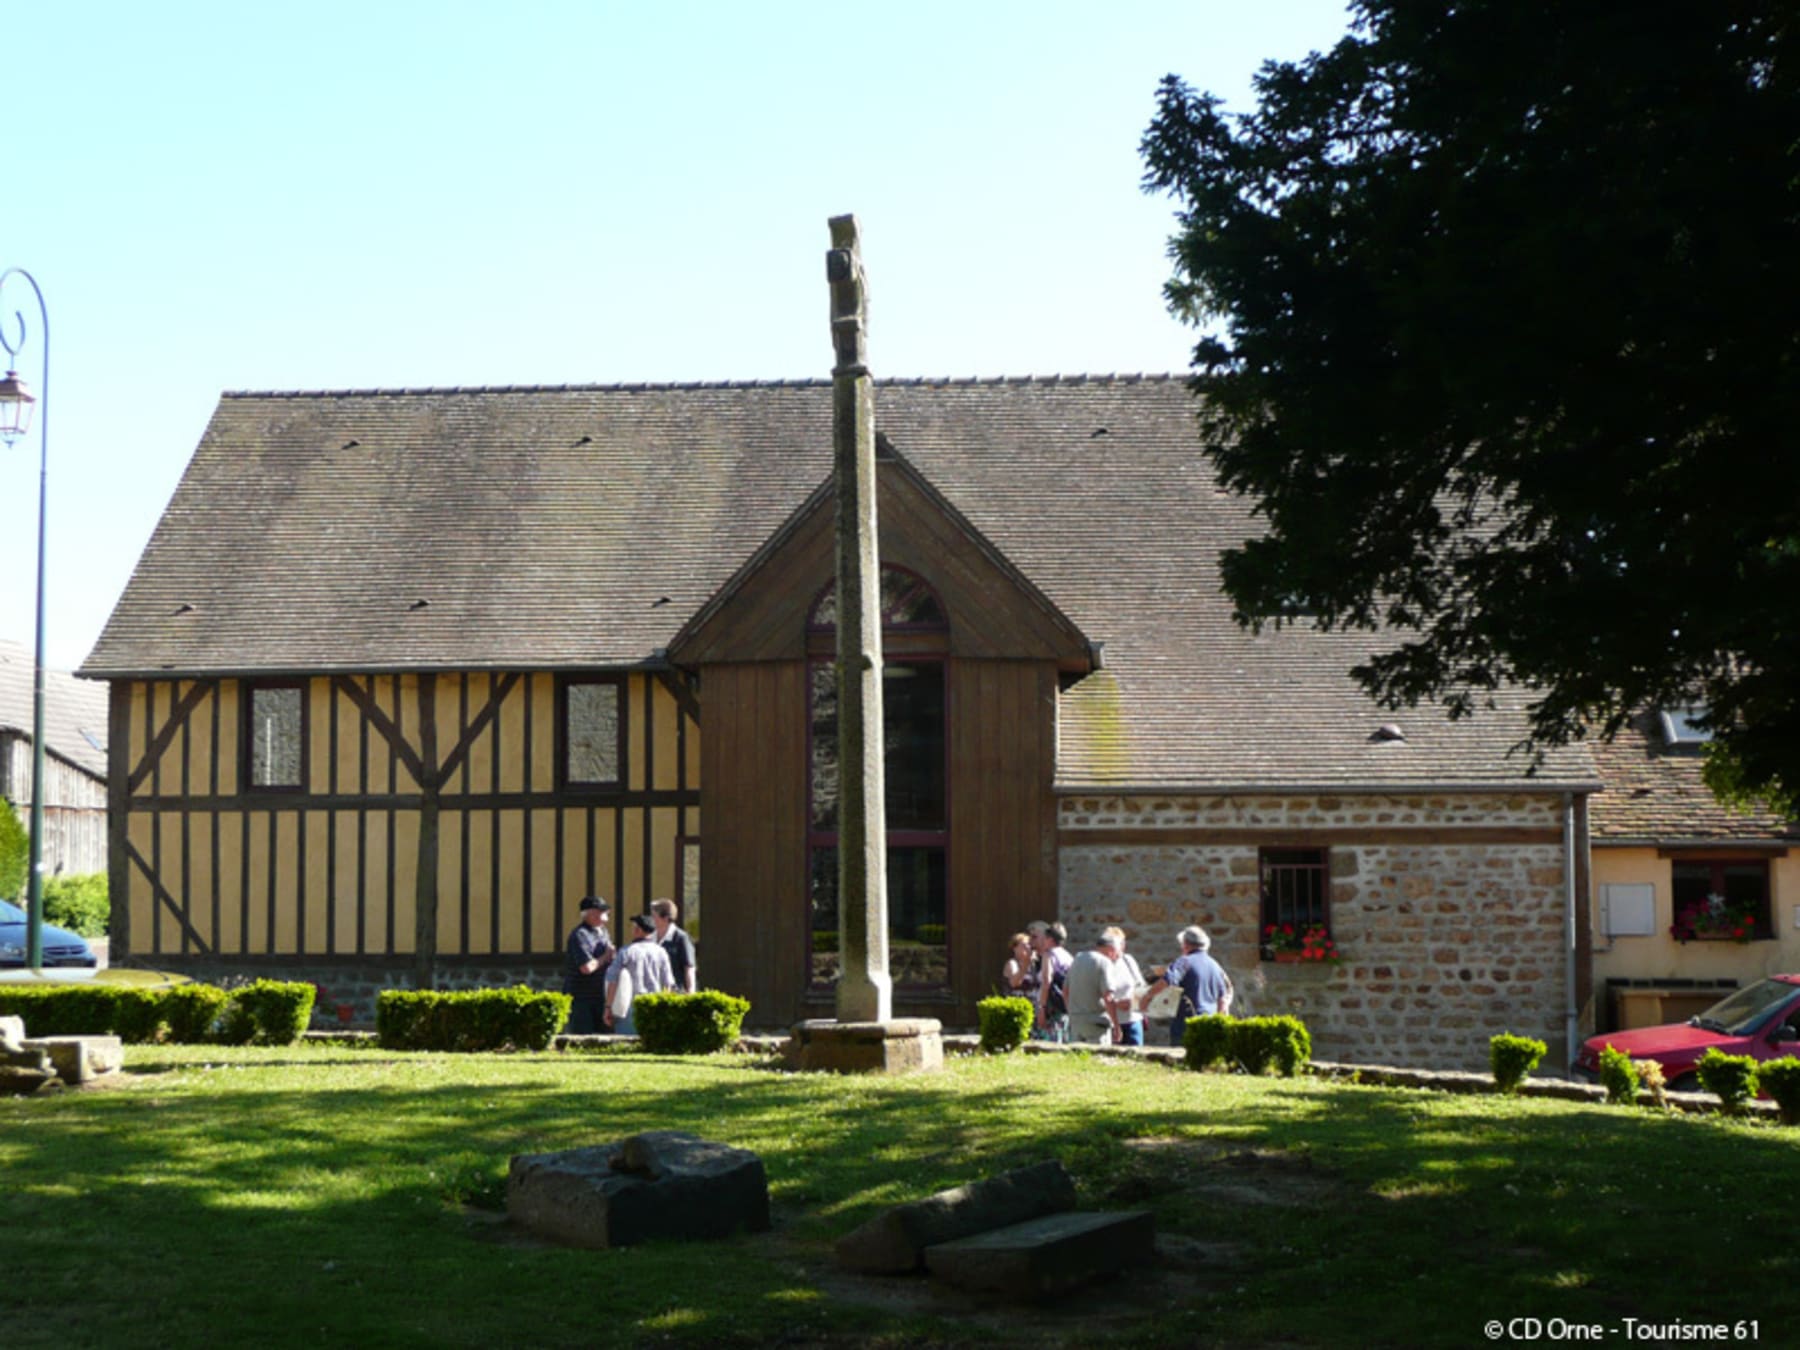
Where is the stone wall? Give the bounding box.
[1057,793,1571,1072]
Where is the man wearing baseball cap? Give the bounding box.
[561,895,614,1034]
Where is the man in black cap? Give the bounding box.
[562,895,614,1034]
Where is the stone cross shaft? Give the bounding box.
[826,213,891,1023]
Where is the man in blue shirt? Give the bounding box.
[561,895,613,1034]
[1142,926,1232,1047]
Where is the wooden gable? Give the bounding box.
[669,448,1095,670]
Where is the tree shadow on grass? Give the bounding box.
[4,1055,1797,1347]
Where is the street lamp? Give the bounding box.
[0,267,48,970]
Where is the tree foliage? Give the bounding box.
[1142,2,1799,812]
[0,798,27,901]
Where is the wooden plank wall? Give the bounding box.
[947,659,1059,1009]
[697,662,809,1021]
[112,672,699,963]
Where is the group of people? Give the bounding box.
[561,895,698,1036]
[1003,920,1231,1048]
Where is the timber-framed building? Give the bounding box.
[82,375,1600,1068]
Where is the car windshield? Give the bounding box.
[1694,979,1799,1036]
[0,899,25,924]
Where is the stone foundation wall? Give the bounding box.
[1057,793,1571,1072]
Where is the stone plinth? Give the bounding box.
[508,1130,769,1249]
[24,1035,124,1084]
[836,1161,1076,1273]
[790,1018,943,1075]
[924,1210,1155,1295]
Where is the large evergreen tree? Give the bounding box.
[1142,2,1798,812]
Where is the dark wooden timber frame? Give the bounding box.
[110,669,700,979]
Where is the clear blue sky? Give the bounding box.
[2,1,1355,672]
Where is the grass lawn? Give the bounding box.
[3,1044,1795,1347]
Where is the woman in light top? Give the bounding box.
[1001,931,1037,997]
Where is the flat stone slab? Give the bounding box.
[924,1210,1156,1296]
[23,1036,123,1085]
[836,1160,1077,1274]
[791,1019,944,1075]
[508,1130,769,1249]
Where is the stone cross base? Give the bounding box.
[789,1018,944,1075]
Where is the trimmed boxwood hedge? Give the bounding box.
[976,996,1034,1053]
[1181,1014,1312,1077]
[1490,1033,1548,1093]
[0,979,307,1045]
[631,991,751,1054]
[376,986,570,1052]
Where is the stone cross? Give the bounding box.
[826,214,891,1023]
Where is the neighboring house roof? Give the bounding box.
[83,374,1598,792]
[1587,711,1800,844]
[0,638,109,781]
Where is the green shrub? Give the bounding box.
[0,985,122,1036]
[376,987,570,1052]
[1490,1033,1547,1093]
[0,982,228,1044]
[632,991,752,1054]
[41,873,109,937]
[1756,1059,1800,1125]
[163,983,231,1042]
[1182,1014,1235,1071]
[811,930,837,953]
[218,980,315,1045]
[1599,1044,1640,1105]
[0,797,26,901]
[1696,1048,1759,1115]
[915,923,947,945]
[1234,1015,1312,1077]
[976,996,1035,1053]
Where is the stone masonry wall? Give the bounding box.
[1058,794,1570,1072]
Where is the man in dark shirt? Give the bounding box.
[562,895,614,1034]
[1141,925,1232,1047]
[650,897,698,993]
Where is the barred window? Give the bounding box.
[1259,847,1329,944]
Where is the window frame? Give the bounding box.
[1258,846,1331,959]
[804,567,951,995]
[555,673,627,793]
[1670,856,1774,942]
[242,679,309,794]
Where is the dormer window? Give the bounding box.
[1658,707,1711,746]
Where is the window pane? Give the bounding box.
[680,841,701,942]
[250,686,302,788]
[883,663,944,830]
[1261,848,1328,931]
[565,681,620,784]
[809,845,947,989]
[810,663,839,831]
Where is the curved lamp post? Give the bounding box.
[0,267,48,970]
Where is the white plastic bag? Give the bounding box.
[609,965,635,1019]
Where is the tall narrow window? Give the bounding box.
[246,683,305,791]
[559,676,622,789]
[806,567,949,991]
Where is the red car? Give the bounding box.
[1574,975,1800,1091]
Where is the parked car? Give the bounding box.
[0,898,97,968]
[1574,975,1800,1090]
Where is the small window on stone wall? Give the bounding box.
[1259,847,1329,960]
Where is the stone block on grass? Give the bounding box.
[508,1130,769,1249]
[835,1160,1077,1274]
[924,1209,1155,1296]
[23,1035,123,1085]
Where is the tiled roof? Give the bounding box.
[84,375,1598,791]
[1588,711,1799,842]
[0,639,109,780]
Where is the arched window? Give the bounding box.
[806,566,949,992]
